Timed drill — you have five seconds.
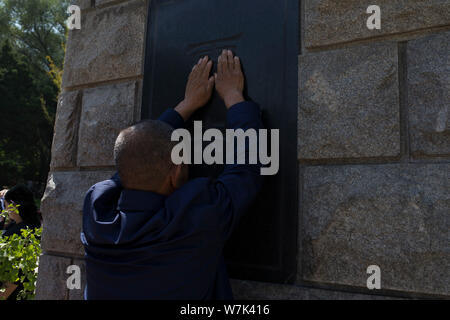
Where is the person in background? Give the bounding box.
[1,185,41,237]
[0,188,8,230]
[0,185,41,300]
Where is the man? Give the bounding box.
[81,49,262,299]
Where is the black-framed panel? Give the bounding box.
[142,0,298,283]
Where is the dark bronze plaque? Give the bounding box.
[142,0,298,283]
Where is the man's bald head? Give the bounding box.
[114,120,177,191]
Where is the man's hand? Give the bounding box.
[175,56,214,121]
[215,50,245,109]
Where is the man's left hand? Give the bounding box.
[175,56,214,120]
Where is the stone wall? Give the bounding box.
[35,0,450,299]
[35,0,147,299]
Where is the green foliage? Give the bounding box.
[0,0,70,68]
[0,202,20,220]
[0,0,67,299]
[0,0,70,189]
[0,40,54,186]
[0,204,42,300]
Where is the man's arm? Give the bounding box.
[158,108,185,130]
[211,50,263,242]
[159,56,215,129]
[150,51,263,243]
[165,50,263,242]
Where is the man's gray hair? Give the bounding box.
[114,120,176,190]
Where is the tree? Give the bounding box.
[0,0,69,192]
[0,0,69,68]
[1,0,70,112]
[0,40,53,187]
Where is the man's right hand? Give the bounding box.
[215,50,245,109]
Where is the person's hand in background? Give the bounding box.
[0,189,8,220]
[0,189,7,227]
[175,56,215,121]
[215,49,245,109]
[0,189,8,198]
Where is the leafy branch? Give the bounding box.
[0,205,41,300]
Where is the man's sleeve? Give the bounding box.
[158,109,185,129]
[213,101,264,242]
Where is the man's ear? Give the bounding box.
[169,164,185,190]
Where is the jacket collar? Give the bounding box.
[117,189,166,212]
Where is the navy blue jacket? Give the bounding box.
[81,101,263,300]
